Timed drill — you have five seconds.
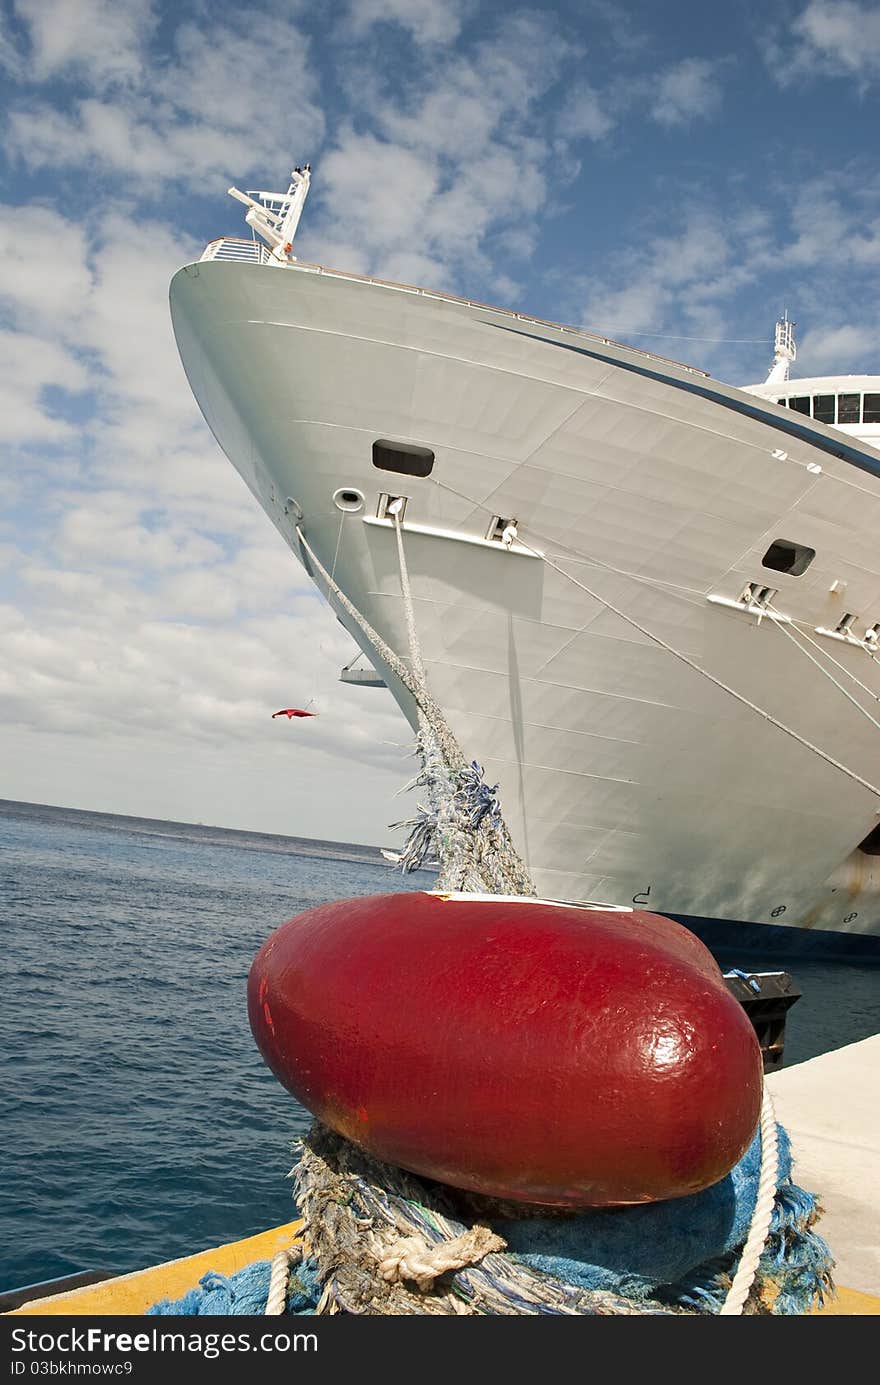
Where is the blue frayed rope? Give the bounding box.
[147,1258,321,1316]
[723,968,762,993]
[390,761,504,873]
[495,1125,833,1314]
[455,761,502,830]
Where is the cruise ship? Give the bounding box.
[169,170,880,955]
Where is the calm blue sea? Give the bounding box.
[1,797,878,1296]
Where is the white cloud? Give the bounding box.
[784,185,880,267]
[57,494,225,572]
[566,168,878,388]
[374,11,576,155]
[0,204,93,327]
[306,11,574,288]
[5,12,324,187]
[651,58,723,127]
[346,0,466,45]
[156,18,313,135]
[797,323,876,372]
[317,134,440,260]
[0,722,412,845]
[0,581,410,771]
[0,329,90,442]
[0,197,209,471]
[80,215,201,413]
[12,0,156,88]
[576,212,739,336]
[766,2,880,87]
[797,0,880,78]
[559,84,615,142]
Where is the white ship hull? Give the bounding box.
[170,258,880,952]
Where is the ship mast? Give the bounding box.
[227,165,311,264]
[764,311,797,385]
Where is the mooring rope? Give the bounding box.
[265,1248,296,1316]
[378,1225,506,1291]
[329,509,346,582]
[271,1096,783,1315]
[720,1087,780,1315]
[536,548,880,800]
[294,518,534,895]
[765,600,880,726]
[534,546,880,799]
[392,507,427,689]
[291,1124,685,1315]
[294,522,465,769]
[391,508,535,895]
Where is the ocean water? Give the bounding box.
[1,797,877,1296]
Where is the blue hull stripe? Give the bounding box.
[672,913,880,960]
[491,323,880,482]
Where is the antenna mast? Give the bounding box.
[227,166,311,264]
[764,311,797,385]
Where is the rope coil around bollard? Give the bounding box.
[227,1110,828,1318]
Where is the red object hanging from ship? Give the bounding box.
[248,892,763,1208]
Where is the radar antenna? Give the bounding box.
[227,165,311,265]
[764,310,797,385]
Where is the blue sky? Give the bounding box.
[1,0,878,843]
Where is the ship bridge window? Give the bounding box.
[761,538,815,576]
[864,394,880,424]
[789,396,811,415]
[838,393,861,424]
[372,439,434,477]
[812,394,835,424]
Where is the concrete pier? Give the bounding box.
[767,1033,880,1307]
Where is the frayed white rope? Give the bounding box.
[719,1086,779,1315]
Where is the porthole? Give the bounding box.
[761,539,815,577]
[333,487,364,513]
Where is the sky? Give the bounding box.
[0,0,878,846]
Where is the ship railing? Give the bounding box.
[199,238,271,265]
